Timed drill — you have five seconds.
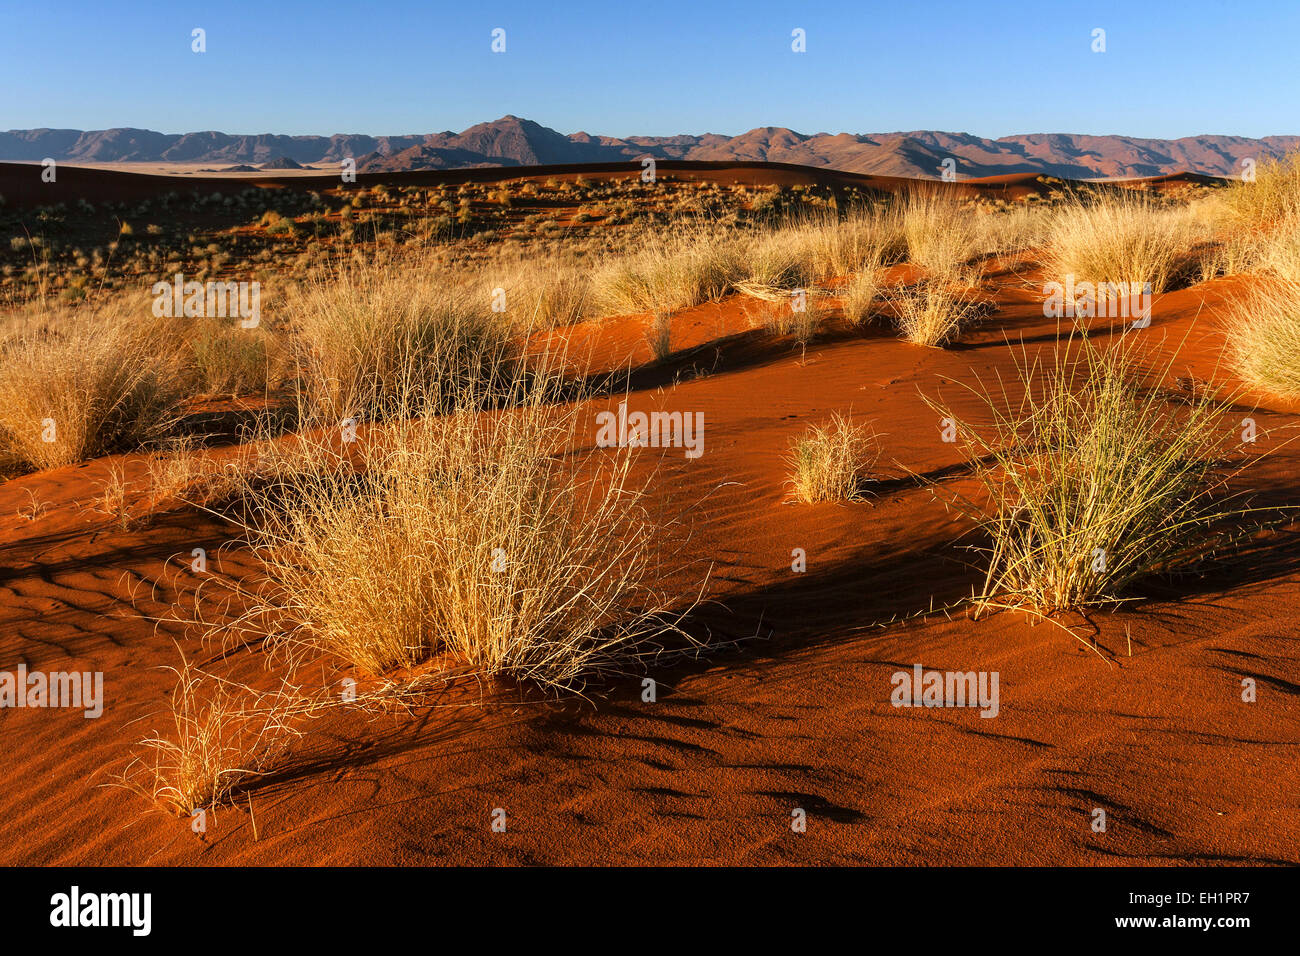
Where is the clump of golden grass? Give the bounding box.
[486,257,592,330]
[888,279,986,347]
[973,202,1052,264]
[737,230,818,297]
[592,222,744,315]
[841,269,881,326]
[289,258,516,422]
[744,207,905,293]
[190,319,288,397]
[95,461,134,529]
[787,413,878,502]
[227,355,694,689]
[901,190,982,279]
[805,205,908,277]
[1196,227,1266,282]
[1225,275,1300,398]
[1223,150,1300,227]
[644,311,672,361]
[0,310,183,470]
[1042,191,1200,294]
[1255,213,1300,281]
[933,333,1243,614]
[757,294,824,346]
[121,655,300,814]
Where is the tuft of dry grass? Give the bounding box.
[841,269,882,327]
[225,354,697,689]
[1223,150,1300,228]
[485,257,592,330]
[888,279,986,347]
[757,294,824,346]
[1225,275,1300,398]
[190,319,288,397]
[0,309,184,471]
[787,413,878,502]
[1042,191,1200,294]
[901,190,982,280]
[289,257,517,423]
[592,222,744,316]
[120,655,300,815]
[932,333,1244,615]
[644,311,672,361]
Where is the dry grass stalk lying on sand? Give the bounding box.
[787,412,878,502]
[932,333,1251,615]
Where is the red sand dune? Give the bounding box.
[0,158,1221,212]
[1,250,1296,865]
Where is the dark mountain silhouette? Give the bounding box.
[3,116,1295,180]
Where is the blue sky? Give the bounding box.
[1,0,1295,140]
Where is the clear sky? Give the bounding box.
[1,0,1295,140]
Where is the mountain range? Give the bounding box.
[3,116,1296,180]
